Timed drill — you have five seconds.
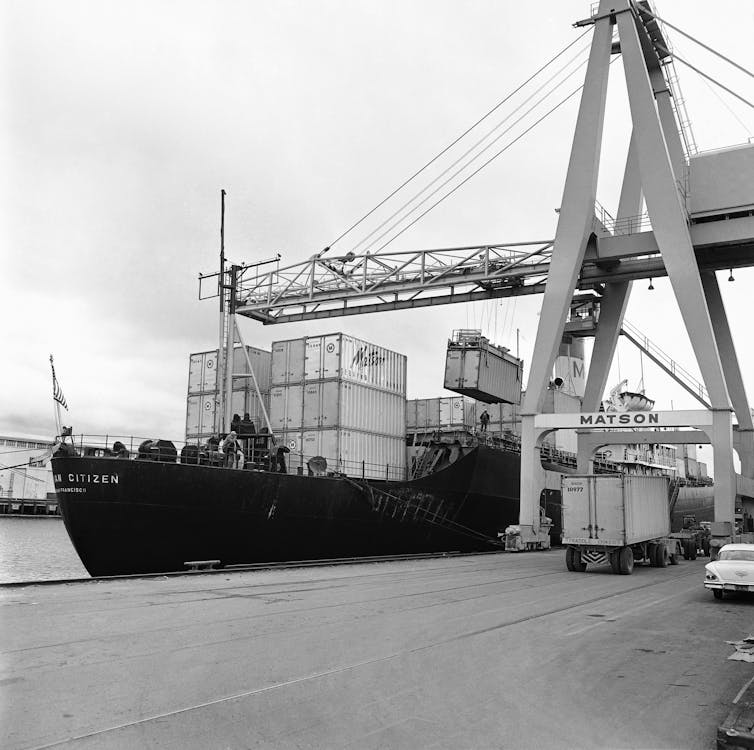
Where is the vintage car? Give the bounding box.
[704,543,754,599]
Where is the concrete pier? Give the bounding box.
[2,551,752,749]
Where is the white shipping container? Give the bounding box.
[188,351,219,394]
[271,339,306,386]
[186,394,219,437]
[416,398,441,428]
[230,346,272,393]
[296,428,406,480]
[269,385,304,431]
[189,346,271,395]
[301,381,404,435]
[439,397,465,427]
[444,336,523,404]
[406,400,418,429]
[562,474,670,546]
[186,390,272,440]
[272,333,406,394]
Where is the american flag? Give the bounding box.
[53,380,68,411]
[50,355,68,411]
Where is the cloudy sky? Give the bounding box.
[3,0,754,453]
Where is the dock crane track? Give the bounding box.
[26,567,702,750]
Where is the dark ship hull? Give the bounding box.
[52,445,542,577]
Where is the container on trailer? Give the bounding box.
[443,330,523,404]
[562,474,670,546]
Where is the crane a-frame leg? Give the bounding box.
[520,0,737,535]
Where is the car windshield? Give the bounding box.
[719,550,754,562]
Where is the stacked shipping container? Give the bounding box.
[405,389,581,453]
[185,346,272,442]
[270,333,407,480]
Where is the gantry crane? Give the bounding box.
[205,0,754,531]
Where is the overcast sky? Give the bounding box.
[3,1,754,456]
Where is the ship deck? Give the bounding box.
[2,551,753,749]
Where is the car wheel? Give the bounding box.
[619,546,634,575]
[713,589,724,600]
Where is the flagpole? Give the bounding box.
[50,354,62,437]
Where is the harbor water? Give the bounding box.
[0,517,88,583]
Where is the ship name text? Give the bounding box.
[54,473,120,484]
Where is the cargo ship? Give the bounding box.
[51,321,696,577]
[52,327,544,576]
[52,434,539,576]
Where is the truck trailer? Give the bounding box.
[562,474,682,575]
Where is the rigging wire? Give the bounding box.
[672,53,754,111]
[645,10,754,80]
[318,26,593,256]
[359,58,591,255]
[350,41,592,255]
[370,76,592,256]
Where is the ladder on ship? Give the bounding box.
[346,478,502,547]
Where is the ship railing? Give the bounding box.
[56,435,408,481]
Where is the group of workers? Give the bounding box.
[214,413,289,472]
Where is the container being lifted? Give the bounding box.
[443,330,523,404]
[561,474,683,575]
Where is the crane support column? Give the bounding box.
[520,2,614,531]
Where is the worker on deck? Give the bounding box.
[479,409,490,433]
[222,431,240,468]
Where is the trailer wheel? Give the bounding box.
[609,551,621,574]
[565,548,575,571]
[647,543,658,567]
[618,546,634,575]
[566,547,587,572]
[654,544,669,568]
[713,589,724,600]
[688,543,697,561]
[669,550,679,565]
[702,541,710,557]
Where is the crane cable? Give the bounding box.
[643,9,754,81]
[359,56,591,255]
[672,54,754,111]
[370,72,600,256]
[351,41,592,255]
[318,26,593,257]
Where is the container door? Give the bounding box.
[302,383,322,429]
[271,342,290,386]
[562,476,603,543]
[188,354,206,395]
[593,475,625,545]
[304,336,323,381]
[186,395,202,436]
[443,349,463,389]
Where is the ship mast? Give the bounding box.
[216,189,228,436]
